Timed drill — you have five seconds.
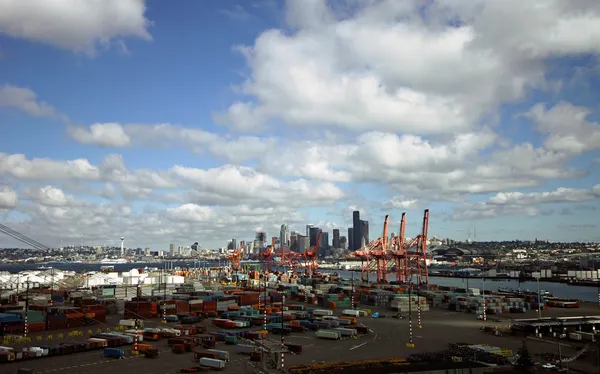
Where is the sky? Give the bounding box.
[1,0,600,250]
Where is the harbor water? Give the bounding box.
[322,269,600,303]
[1,261,599,302]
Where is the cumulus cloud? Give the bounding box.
[0,0,151,55]
[67,123,131,147]
[20,185,84,207]
[216,0,600,133]
[526,101,600,154]
[0,85,67,120]
[0,152,346,247]
[452,186,600,220]
[0,186,18,209]
[3,0,600,246]
[67,123,276,163]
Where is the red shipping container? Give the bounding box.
[27,322,46,333]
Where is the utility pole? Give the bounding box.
[24,277,30,337]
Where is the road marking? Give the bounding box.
[350,342,367,350]
[373,333,378,340]
[369,329,374,333]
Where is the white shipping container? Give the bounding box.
[207,349,230,361]
[341,309,360,317]
[332,327,357,337]
[313,309,333,316]
[199,357,226,369]
[568,270,576,277]
[315,330,340,340]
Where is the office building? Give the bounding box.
[280,223,290,247]
[333,229,340,248]
[348,227,354,251]
[320,231,329,249]
[169,243,174,257]
[340,236,347,249]
[309,227,321,247]
[353,210,361,251]
[297,235,309,253]
[361,220,369,247]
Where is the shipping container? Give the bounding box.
[315,330,340,340]
[104,348,125,358]
[207,349,230,361]
[199,357,226,369]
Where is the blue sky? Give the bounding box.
[1,0,600,250]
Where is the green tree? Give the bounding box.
[514,340,535,373]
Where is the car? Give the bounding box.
[542,363,557,369]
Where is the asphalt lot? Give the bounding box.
[2,303,598,373]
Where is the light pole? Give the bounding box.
[536,274,542,319]
[281,292,285,370]
[24,277,30,338]
[351,271,355,309]
[406,280,414,348]
[134,282,140,353]
[162,265,167,323]
[417,283,422,329]
[482,269,486,322]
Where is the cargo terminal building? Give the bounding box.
[511,316,600,339]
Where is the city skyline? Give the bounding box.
[1,1,600,249]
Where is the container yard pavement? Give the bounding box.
[4,307,587,374]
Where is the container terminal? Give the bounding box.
[0,210,599,373]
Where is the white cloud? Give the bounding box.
[67,123,275,163]
[0,153,345,247]
[67,123,131,147]
[0,85,66,120]
[385,198,419,210]
[0,153,100,180]
[20,185,83,207]
[217,0,600,133]
[452,185,600,220]
[3,1,600,246]
[526,101,600,154]
[0,0,151,55]
[0,186,17,209]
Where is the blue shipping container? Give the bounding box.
[104,348,125,358]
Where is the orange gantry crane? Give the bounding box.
[367,215,391,283]
[390,212,408,282]
[227,240,245,271]
[350,209,431,284]
[405,209,430,285]
[347,215,390,282]
[347,247,371,282]
[259,236,278,271]
[303,231,322,276]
